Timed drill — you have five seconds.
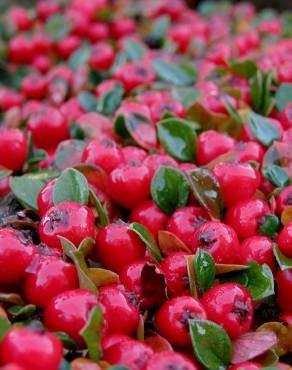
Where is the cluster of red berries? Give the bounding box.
[0,0,291,369]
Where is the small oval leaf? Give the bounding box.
[88,268,119,288]
[246,262,274,302]
[280,206,292,226]
[152,60,197,86]
[248,112,280,147]
[273,243,292,270]
[89,189,109,227]
[158,230,191,256]
[194,249,215,294]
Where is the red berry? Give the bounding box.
[87,22,109,43]
[196,130,236,166]
[24,255,79,308]
[39,202,95,251]
[103,339,153,370]
[0,88,23,111]
[150,98,185,123]
[225,199,270,240]
[101,333,133,351]
[144,351,198,370]
[276,269,292,312]
[122,146,147,164]
[277,222,292,258]
[130,200,169,238]
[82,139,125,174]
[201,283,253,339]
[8,6,33,31]
[143,154,178,178]
[108,163,151,210]
[161,252,190,297]
[89,42,114,71]
[26,107,69,150]
[280,102,292,129]
[99,284,140,335]
[276,185,292,215]
[56,35,81,59]
[155,296,207,346]
[229,362,260,370]
[234,141,264,163]
[111,18,136,38]
[0,129,28,172]
[0,228,36,286]
[36,1,60,21]
[44,289,100,346]
[120,260,146,298]
[95,223,145,273]
[0,327,63,370]
[192,221,239,264]
[37,179,56,216]
[213,162,260,208]
[21,74,47,100]
[8,35,35,64]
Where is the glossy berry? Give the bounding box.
[0,129,28,172]
[237,236,275,272]
[144,351,198,370]
[122,146,147,164]
[192,221,239,264]
[277,222,292,258]
[156,296,207,346]
[26,107,69,150]
[37,179,56,216]
[276,269,292,312]
[276,185,292,215]
[120,260,146,298]
[0,228,36,286]
[39,201,95,251]
[150,98,185,123]
[201,283,253,339]
[101,333,133,352]
[8,34,35,64]
[143,154,178,178]
[0,327,63,370]
[229,362,260,370]
[95,223,145,273]
[21,74,47,100]
[44,289,100,346]
[56,35,81,59]
[161,252,190,297]
[108,163,151,210]
[103,339,153,370]
[225,199,270,240]
[196,130,236,166]
[99,284,140,335]
[24,255,79,308]
[166,207,208,248]
[234,141,264,163]
[130,200,169,238]
[82,139,125,174]
[0,87,23,111]
[213,162,260,208]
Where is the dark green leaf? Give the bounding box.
[259,214,280,237]
[8,304,36,317]
[152,60,197,86]
[151,166,190,216]
[189,168,224,220]
[171,87,201,109]
[275,83,292,112]
[250,70,274,116]
[97,83,124,116]
[262,165,291,188]
[78,91,97,112]
[54,332,78,351]
[282,11,292,38]
[149,15,170,40]
[89,189,109,227]
[158,118,197,163]
[230,60,258,78]
[0,317,11,342]
[53,168,89,205]
[248,111,281,147]
[194,250,215,294]
[124,39,146,61]
[69,122,86,140]
[69,45,90,70]
[0,169,12,180]
[273,243,292,270]
[246,262,274,301]
[10,176,45,210]
[80,305,103,361]
[220,270,249,287]
[189,319,232,370]
[44,14,71,42]
[27,149,47,166]
[54,139,86,170]
[128,222,162,263]
[223,98,243,128]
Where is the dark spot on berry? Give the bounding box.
[124,290,140,309]
[190,215,206,229]
[16,230,33,245]
[101,139,114,148]
[166,365,190,370]
[144,35,161,49]
[198,230,217,249]
[179,310,200,327]
[231,299,250,325]
[285,193,292,206]
[134,354,149,369]
[135,67,149,77]
[49,210,69,230]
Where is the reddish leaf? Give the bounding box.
[74,164,108,193]
[140,263,167,308]
[144,335,173,353]
[231,330,278,364]
[76,112,115,141]
[158,230,192,256]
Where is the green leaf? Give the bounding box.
[44,14,71,42]
[248,111,281,147]
[152,60,197,86]
[10,176,45,210]
[59,236,77,256]
[158,118,197,163]
[230,60,258,78]
[246,262,274,301]
[54,332,78,351]
[54,139,86,170]
[128,222,162,263]
[262,165,291,188]
[0,317,11,342]
[8,304,36,317]
[259,214,280,237]
[89,189,109,227]
[275,83,292,112]
[250,70,274,116]
[53,168,89,205]
[189,319,232,370]
[124,39,146,61]
[78,91,97,112]
[0,169,12,180]
[171,87,201,109]
[273,243,292,270]
[78,237,95,257]
[148,15,170,42]
[69,45,90,70]
[96,83,124,116]
[80,305,103,362]
[151,166,190,216]
[189,168,224,220]
[223,98,243,128]
[70,122,86,140]
[107,366,131,370]
[194,250,215,294]
[59,359,71,370]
